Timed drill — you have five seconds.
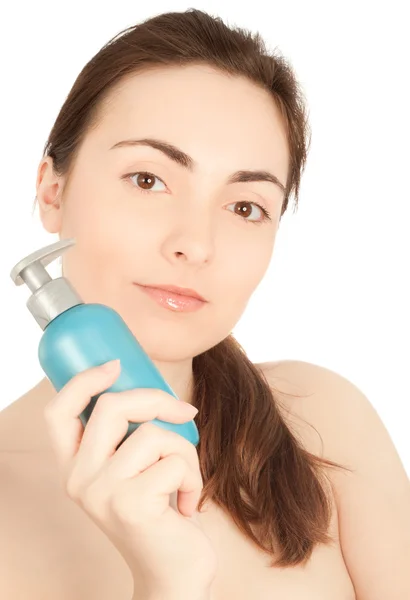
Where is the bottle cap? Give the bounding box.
[10,238,83,330]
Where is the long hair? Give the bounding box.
[32,9,350,568]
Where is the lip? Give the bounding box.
[135,283,207,302]
[135,283,207,313]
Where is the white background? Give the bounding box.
[0,1,409,474]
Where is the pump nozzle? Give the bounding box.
[10,238,83,330]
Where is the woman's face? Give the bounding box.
[37,64,289,362]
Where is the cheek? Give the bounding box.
[221,237,274,298]
[65,191,154,262]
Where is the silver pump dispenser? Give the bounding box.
[10,238,83,331]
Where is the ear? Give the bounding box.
[35,156,65,234]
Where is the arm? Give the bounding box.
[269,360,410,600]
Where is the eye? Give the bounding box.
[227,200,272,225]
[127,171,167,193]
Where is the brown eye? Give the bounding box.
[228,200,272,224]
[137,173,154,189]
[129,171,166,193]
[234,202,252,219]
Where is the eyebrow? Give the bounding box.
[110,137,286,195]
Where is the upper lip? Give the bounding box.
[136,283,207,302]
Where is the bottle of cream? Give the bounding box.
[10,237,199,448]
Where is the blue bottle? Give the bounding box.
[9,238,199,448]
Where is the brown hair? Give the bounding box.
[33,8,351,568]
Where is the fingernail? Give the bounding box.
[102,359,120,373]
[184,404,199,416]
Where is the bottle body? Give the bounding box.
[38,303,199,447]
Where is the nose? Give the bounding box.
[163,208,215,265]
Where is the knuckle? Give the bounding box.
[110,485,146,525]
[66,476,107,519]
[109,491,129,522]
[65,474,82,501]
[94,392,115,413]
[138,423,201,470]
[80,480,107,517]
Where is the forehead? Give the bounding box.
[91,65,289,174]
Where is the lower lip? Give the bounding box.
[135,285,207,312]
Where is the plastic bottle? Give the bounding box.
[9,238,199,448]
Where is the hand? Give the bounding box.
[43,359,218,597]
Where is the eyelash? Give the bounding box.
[122,171,272,225]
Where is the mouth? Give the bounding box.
[135,283,207,302]
[133,283,208,313]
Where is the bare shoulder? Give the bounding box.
[254,359,332,455]
[257,362,410,600]
[255,358,375,461]
[256,359,408,482]
[256,357,367,429]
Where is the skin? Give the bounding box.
[3,63,409,598]
[35,63,289,410]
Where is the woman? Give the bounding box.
[1,8,409,600]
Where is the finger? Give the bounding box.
[74,390,197,478]
[107,422,202,516]
[106,421,200,481]
[110,453,200,522]
[43,360,122,469]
